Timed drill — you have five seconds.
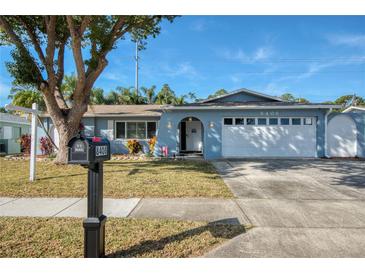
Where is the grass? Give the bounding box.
[0,158,232,198]
[0,217,246,258]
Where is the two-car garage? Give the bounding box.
[222,117,317,158]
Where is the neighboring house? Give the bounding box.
[0,113,30,154]
[41,88,365,159]
[40,105,162,154]
[327,106,365,158]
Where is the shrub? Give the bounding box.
[40,136,54,155]
[19,134,31,154]
[127,139,142,154]
[148,136,157,156]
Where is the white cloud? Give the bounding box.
[102,72,127,82]
[160,62,200,79]
[220,46,273,63]
[327,34,365,47]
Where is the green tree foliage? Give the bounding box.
[323,94,365,111]
[280,93,296,102]
[0,15,176,163]
[207,89,228,99]
[90,88,106,105]
[155,84,177,104]
[116,86,146,104]
[280,93,310,103]
[8,85,46,110]
[334,95,365,107]
[141,85,156,104]
[60,74,77,103]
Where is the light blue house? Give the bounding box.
[156,88,342,159]
[42,88,365,159]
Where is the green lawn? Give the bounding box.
[0,217,245,258]
[0,159,232,198]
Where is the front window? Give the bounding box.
[147,122,157,138]
[116,121,157,139]
[116,122,126,139]
[127,122,137,139]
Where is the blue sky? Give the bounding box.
[1,16,365,105]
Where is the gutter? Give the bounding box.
[163,105,341,111]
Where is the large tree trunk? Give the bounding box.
[54,122,79,164]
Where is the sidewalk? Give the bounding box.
[0,197,250,225]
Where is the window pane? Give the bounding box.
[269,118,278,125]
[280,118,290,125]
[136,122,146,139]
[304,118,312,125]
[292,118,301,125]
[235,118,244,125]
[147,122,156,138]
[246,118,255,125]
[127,122,137,139]
[224,118,233,125]
[116,122,125,139]
[258,118,267,125]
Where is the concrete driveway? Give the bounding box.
[206,159,365,257]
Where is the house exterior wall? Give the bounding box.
[42,116,159,154]
[328,112,365,158]
[155,108,327,160]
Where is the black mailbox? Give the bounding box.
[67,135,110,258]
[68,136,110,165]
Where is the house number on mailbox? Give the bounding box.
[95,146,108,157]
[74,141,86,153]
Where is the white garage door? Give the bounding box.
[222,117,317,158]
[328,115,357,157]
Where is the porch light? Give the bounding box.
[209,121,214,128]
[188,117,193,122]
[167,121,172,129]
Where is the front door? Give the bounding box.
[185,121,202,151]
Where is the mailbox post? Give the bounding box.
[67,135,110,258]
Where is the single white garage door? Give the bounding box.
[222,117,317,158]
[328,115,357,157]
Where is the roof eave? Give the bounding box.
[164,104,341,110]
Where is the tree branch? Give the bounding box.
[66,15,87,101]
[56,39,66,88]
[45,16,57,77]
[0,16,44,83]
[17,16,47,68]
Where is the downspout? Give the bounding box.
[324,108,332,158]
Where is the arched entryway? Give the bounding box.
[178,117,204,154]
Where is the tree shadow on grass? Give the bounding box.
[107,218,246,258]
[104,160,218,175]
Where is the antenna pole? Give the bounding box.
[135,40,139,96]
